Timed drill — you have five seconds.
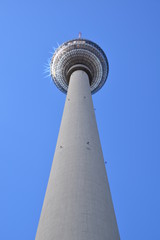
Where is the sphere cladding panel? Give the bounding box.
[50,39,109,94]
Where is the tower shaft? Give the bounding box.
[36,70,120,240]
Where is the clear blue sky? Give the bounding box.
[0,0,160,239]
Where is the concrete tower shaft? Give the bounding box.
[36,70,120,240]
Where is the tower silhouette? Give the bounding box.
[36,38,120,240]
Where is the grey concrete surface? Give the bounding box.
[36,70,120,240]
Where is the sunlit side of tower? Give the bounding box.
[36,38,120,240]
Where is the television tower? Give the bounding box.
[36,38,120,240]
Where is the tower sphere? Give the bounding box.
[50,39,109,94]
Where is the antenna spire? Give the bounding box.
[79,32,82,39]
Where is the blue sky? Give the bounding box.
[0,0,160,239]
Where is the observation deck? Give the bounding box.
[50,39,109,94]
